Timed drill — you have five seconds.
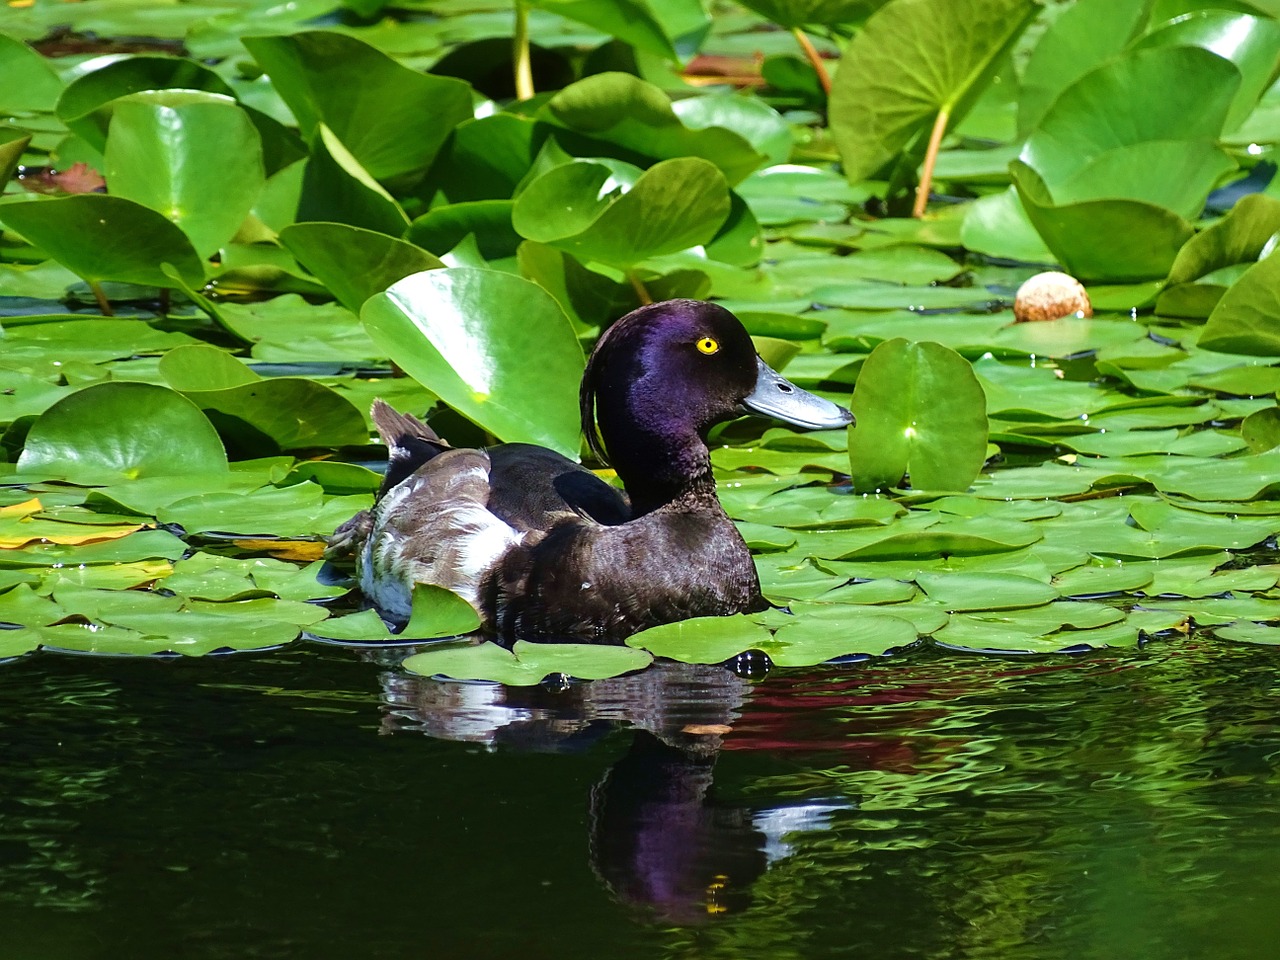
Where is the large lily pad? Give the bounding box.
[540,72,767,185]
[512,157,731,269]
[848,339,988,493]
[828,0,1038,182]
[402,638,653,684]
[243,31,472,188]
[361,268,584,457]
[17,382,228,483]
[104,91,266,258]
[0,195,206,289]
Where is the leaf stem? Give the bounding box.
[792,27,831,96]
[89,280,114,317]
[513,0,534,101]
[627,271,653,306]
[913,105,950,219]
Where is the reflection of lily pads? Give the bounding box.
[403,639,652,684]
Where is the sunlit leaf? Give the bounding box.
[828,0,1037,182]
[848,339,988,493]
[104,91,266,258]
[361,267,584,457]
[0,195,206,288]
[17,382,227,483]
[243,31,472,186]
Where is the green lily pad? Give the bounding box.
[540,72,767,186]
[55,53,235,150]
[312,584,481,642]
[1016,0,1150,136]
[1214,620,1280,645]
[848,339,988,493]
[17,382,227,483]
[513,157,731,269]
[915,572,1059,611]
[625,613,773,664]
[1011,160,1196,283]
[297,124,410,237]
[361,267,584,457]
[159,345,369,451]
[828,0,1037,182]
[158,483,368,538]
[0,195,206,289]
[0,33,64,114]
[163,553,344,603]
[243,30,472,186]
[1199,250,1280,356]
[1167,193,1280,287]
[402,638,653,684]
[1135,10,1280,132]
[104,91,266,258]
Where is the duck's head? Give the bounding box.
[581,300,852,510]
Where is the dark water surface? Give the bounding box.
[3,637,1280,959]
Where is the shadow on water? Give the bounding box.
[2,637,1280,959]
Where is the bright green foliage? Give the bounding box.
[848,339,989,493]
[362,268,585,457]
[3,1,1280,670]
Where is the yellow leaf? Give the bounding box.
[0,498,42,519]
[232,539,327,561]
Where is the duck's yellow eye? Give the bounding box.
[696,337,720,355]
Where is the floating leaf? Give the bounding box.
[1199,248,1280,355]
[1016,0,1150,136]
[17,382,227,483]
[0,195,206,289]
[158,483,368,538]
[402,638,652,684]
[55,54,235,150]
[540,73,767,185]
[159,344,369,451]
[626,614,772,664]
[915,572,1058,611]
[1242,407,1280,453]
[297,124,410,236]
[513,157,730,269]
[361,268,584,457]
[828,0,1038,182]
[312,585,481,642]
[0,33,63,114]
[243,31,472,186]
[848,339,988,493]
[104,91,266,258]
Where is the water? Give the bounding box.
[3,637,1280,959]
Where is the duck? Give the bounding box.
[328,299,853,641]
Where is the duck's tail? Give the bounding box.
[371,399,451,497]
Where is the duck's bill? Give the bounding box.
[742,357,855,430]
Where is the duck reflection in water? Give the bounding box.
[378,659,846,924]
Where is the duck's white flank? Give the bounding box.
[360,457,524,624]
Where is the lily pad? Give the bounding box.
[0,195,206,289]
[513,157,731,269]
[848,339,988,493]
[104,91,266,258]
[361,268,584,457]
[828,0,1038,182]
[17,382,227,483]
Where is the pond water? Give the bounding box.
[4,636,1279,959]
